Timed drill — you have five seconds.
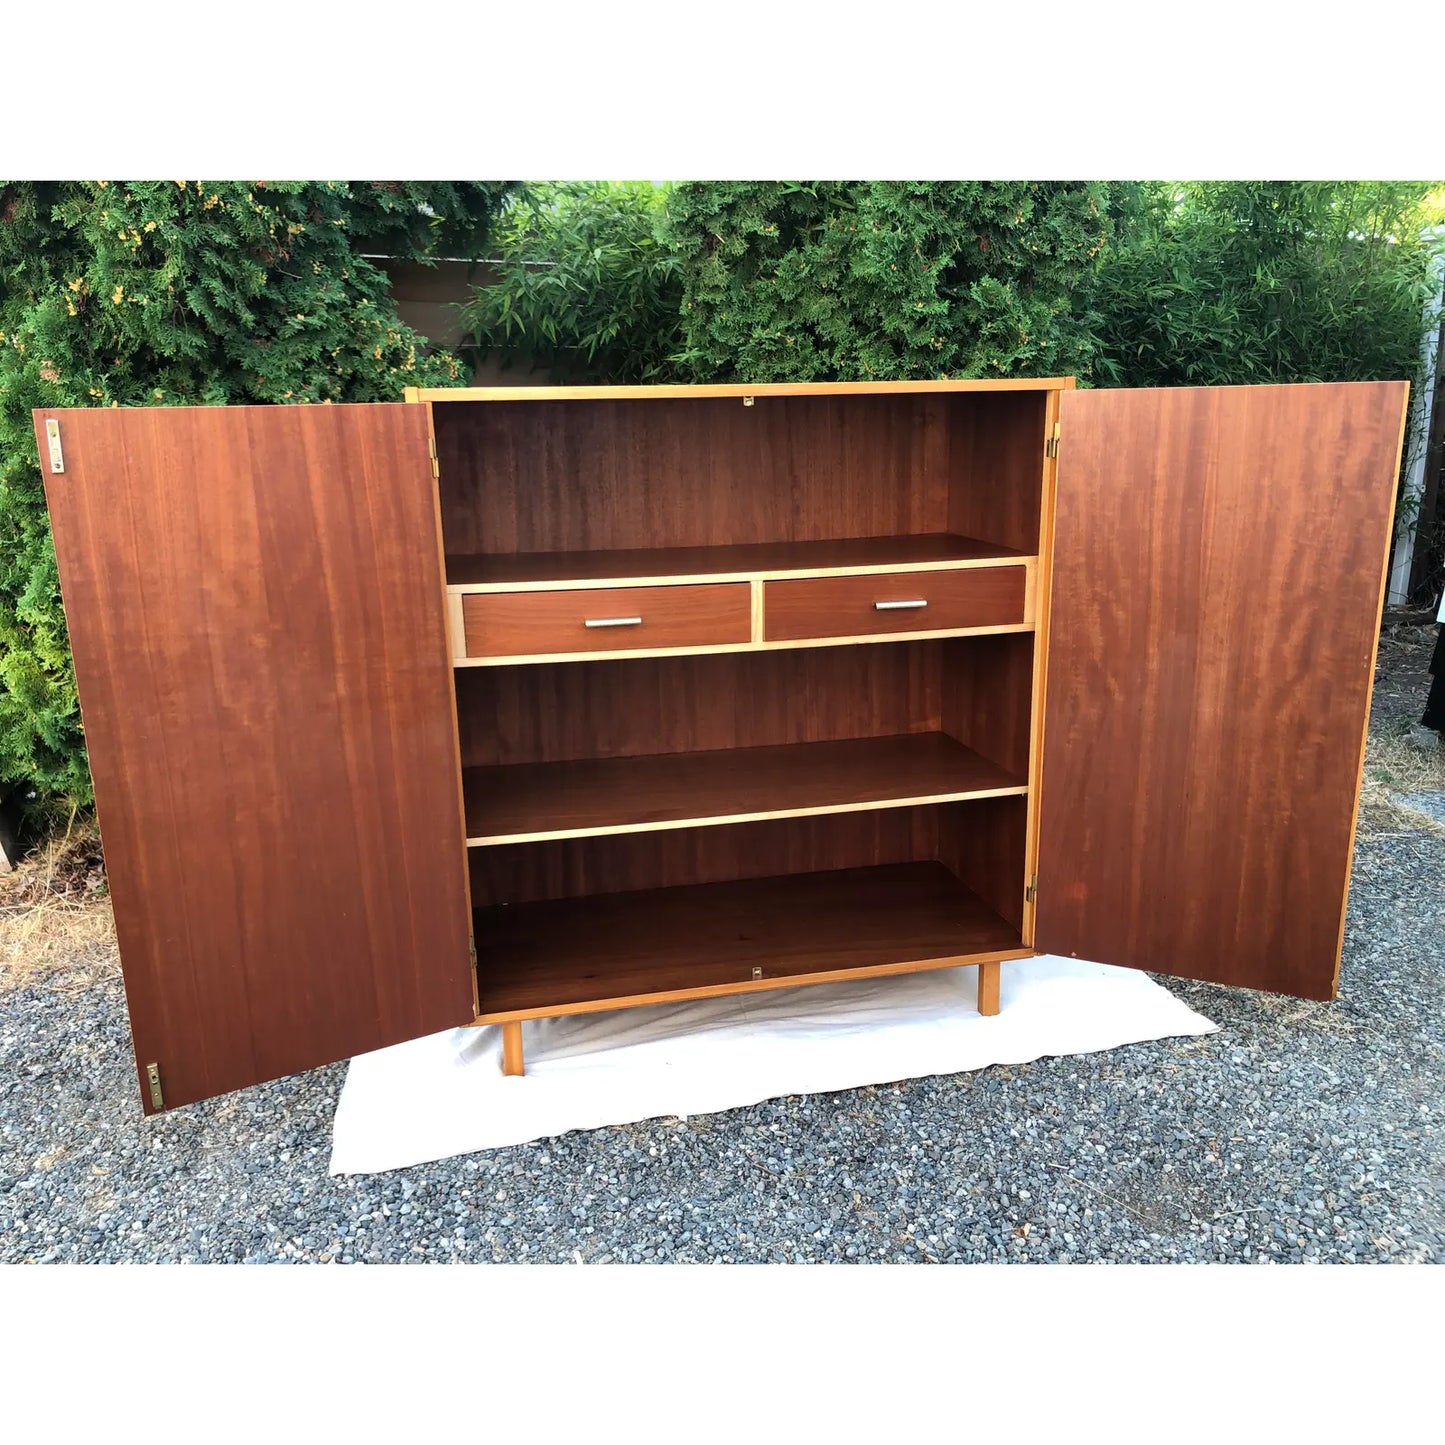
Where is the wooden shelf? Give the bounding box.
[446,532,1028,591]
[472,861,1027,1021]
[463,732,1026,845]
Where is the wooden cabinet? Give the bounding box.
[34,377,1409,1112]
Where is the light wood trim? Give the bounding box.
[453,619,1036,668]
[501,1020,524,1076]
[447,551,1034,595]
[471,948,1034,1025]
[469,783,1029,848]
[402,386,422,405]
[977,959,1001,1015]
[417,378,1077,404]
[419,396,479,1014]
[1331,381,1413,994]
[445,592,467,662]
[1022,391,1063,947]
[749,578,764,643]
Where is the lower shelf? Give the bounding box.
[473,861,1029,1022]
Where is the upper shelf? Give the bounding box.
[445,532,1029,592]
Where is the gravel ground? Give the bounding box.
[2,637,1442,1264]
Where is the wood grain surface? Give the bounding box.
[470,808,940,908]
[472,861,1026,1019]
[1035,381,1409,999]
[35,403,475,1110]
[947,390,1051,553]
[454,643,946,768]
[445,532,1026,589]
[462,582,750,658]
[435,393,954,555]
[941,633,1035,780]
[939,795,1029,933]
[463,732,1027,844]
[764,565,1027,642]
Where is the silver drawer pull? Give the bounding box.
[874,599,928,611]
[584,615,643,628]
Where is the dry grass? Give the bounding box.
[1356,614,1445,837]
[1358,720,1445,837]
[0,816,117,993]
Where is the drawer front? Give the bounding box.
[463,583,752,658]
[764,566,1027,642]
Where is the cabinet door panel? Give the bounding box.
[1035,382,1407,999]
[35,403,474,1110]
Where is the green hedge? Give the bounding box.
[666,181,1128,382]
[1092,182,1441,388]
[0,181,514,813]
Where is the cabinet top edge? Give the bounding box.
[408,378,1078,403]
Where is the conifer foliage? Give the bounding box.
[666,181,1125,382]
[0,180,513,809]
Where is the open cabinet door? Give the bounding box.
[35,403,474,1111]
[1034,382,1408,1000]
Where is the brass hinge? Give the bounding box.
[428,434,439,481]
[45,419,65,473]
[1044,421,1060,460]
[145,1061,164,1111]
[1025,874,1038,904]
[468,937,478,967]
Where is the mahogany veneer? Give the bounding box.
[764,565,1028,643]
[462,581,750,659]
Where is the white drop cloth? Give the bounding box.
[330,955,1216,1174]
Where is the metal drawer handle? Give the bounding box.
[874,599,928,611]
[584,615,643,628]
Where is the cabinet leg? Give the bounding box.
[977,961,1001,1017]
[501,1021,524,1077]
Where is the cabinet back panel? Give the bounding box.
[941,634,1034,780]
[455,643,944,767]
[470,808,940,907]
[946,391,1049,554]
[938,796,1028,932]
[435,394,956,554]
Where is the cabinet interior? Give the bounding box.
[433,388,1047,1028]
[435,390,1047,570]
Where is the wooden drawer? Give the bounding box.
[463,583,752,659]
[764,565,1027,642]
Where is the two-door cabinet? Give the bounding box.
[34,377,1408,1112]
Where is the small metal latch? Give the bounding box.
[742,396,755,407]
[1025,874,1038,904]
[45,419,65,473]
[751,966,763,980]
[1045,420,1060,459]
[145,1062,164,1111]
